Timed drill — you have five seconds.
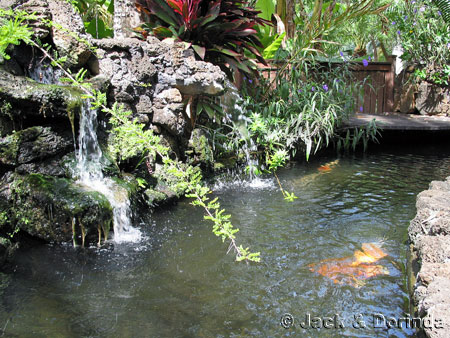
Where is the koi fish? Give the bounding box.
[308,243,389,287]
[318,159,339,172]
[292,159,340,187]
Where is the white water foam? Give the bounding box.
[211,176,275,192]
[76,101,142,243]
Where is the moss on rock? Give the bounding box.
[11,173,113,244]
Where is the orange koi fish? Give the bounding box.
[318,159,339,172]
[308,243,389,287]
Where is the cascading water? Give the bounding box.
[215,80,273,189]
[28,62,63,84]
[76,101,142,243]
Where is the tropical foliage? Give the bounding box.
[388,0,450,85]
[0,8,34,60]
[134,0,270,77]
[68,0,114,38]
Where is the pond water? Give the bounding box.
[1,144,450,337]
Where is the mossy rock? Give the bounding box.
[144,188,168,207]
[0,126,72,167]
[0,237,15,267]
[0,68,84,121]
[187,128,214,169]
[12,174,113,244]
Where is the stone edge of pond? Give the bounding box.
[408,175,450,338]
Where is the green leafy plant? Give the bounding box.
[70,0,114,38]
[336,118,381,153]
[134,0,270,77]
[388,0,450,85]
[0,9,34,60]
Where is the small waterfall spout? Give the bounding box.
[76,101,142,243]
[220,80,261,179]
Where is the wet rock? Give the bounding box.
[0,68,84,121]
[186,128,214,169]
[10,173,113,244]
[0,126,72,167]
[0,237,14,267]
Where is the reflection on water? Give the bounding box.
[1,144,450,337]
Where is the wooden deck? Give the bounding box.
[342,113,450,131]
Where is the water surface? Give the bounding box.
[1,144,450,337]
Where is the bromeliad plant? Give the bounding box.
[134,0,270,77]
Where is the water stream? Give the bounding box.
[1,144,449,337]
[76,102,141,243]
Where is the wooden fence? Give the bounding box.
[257,57,396,114]
[351,58,395,114]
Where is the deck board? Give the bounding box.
[342,113,450,131]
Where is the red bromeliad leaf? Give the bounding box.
[134,0,272,76]
[167,0,183,14]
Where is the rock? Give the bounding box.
[10,173,113,244]
[0,68,84,121]
[0,237,16,267]
[0,0,23,9]
[144,188,168,207]
[113,0,142,39]
[94,37,226,144]
[416,235,450,263]
[16,0,52,40]
[416,81,450,116]
[187,128,214,169]
[0,126,73,167]
[416,189,450,212]
[409,176,450,338]
[418,262,450,286]
[175,53,225,96]
[47,0,92,68]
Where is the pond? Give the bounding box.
[1,143,450,337]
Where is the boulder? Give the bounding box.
[47,0,92,68]
[0,67,84,121]
[10,173,113,244]
[416,81,450,116]
[0,126,72,167]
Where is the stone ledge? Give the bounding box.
[409,176,450,338]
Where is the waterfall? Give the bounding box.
[220,79,259,178]
[76,101,142,243]
[213,80,274,190]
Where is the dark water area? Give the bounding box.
[1,143,450,337]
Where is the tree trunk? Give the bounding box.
[114,0,141,38]
[286,0,295,38]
